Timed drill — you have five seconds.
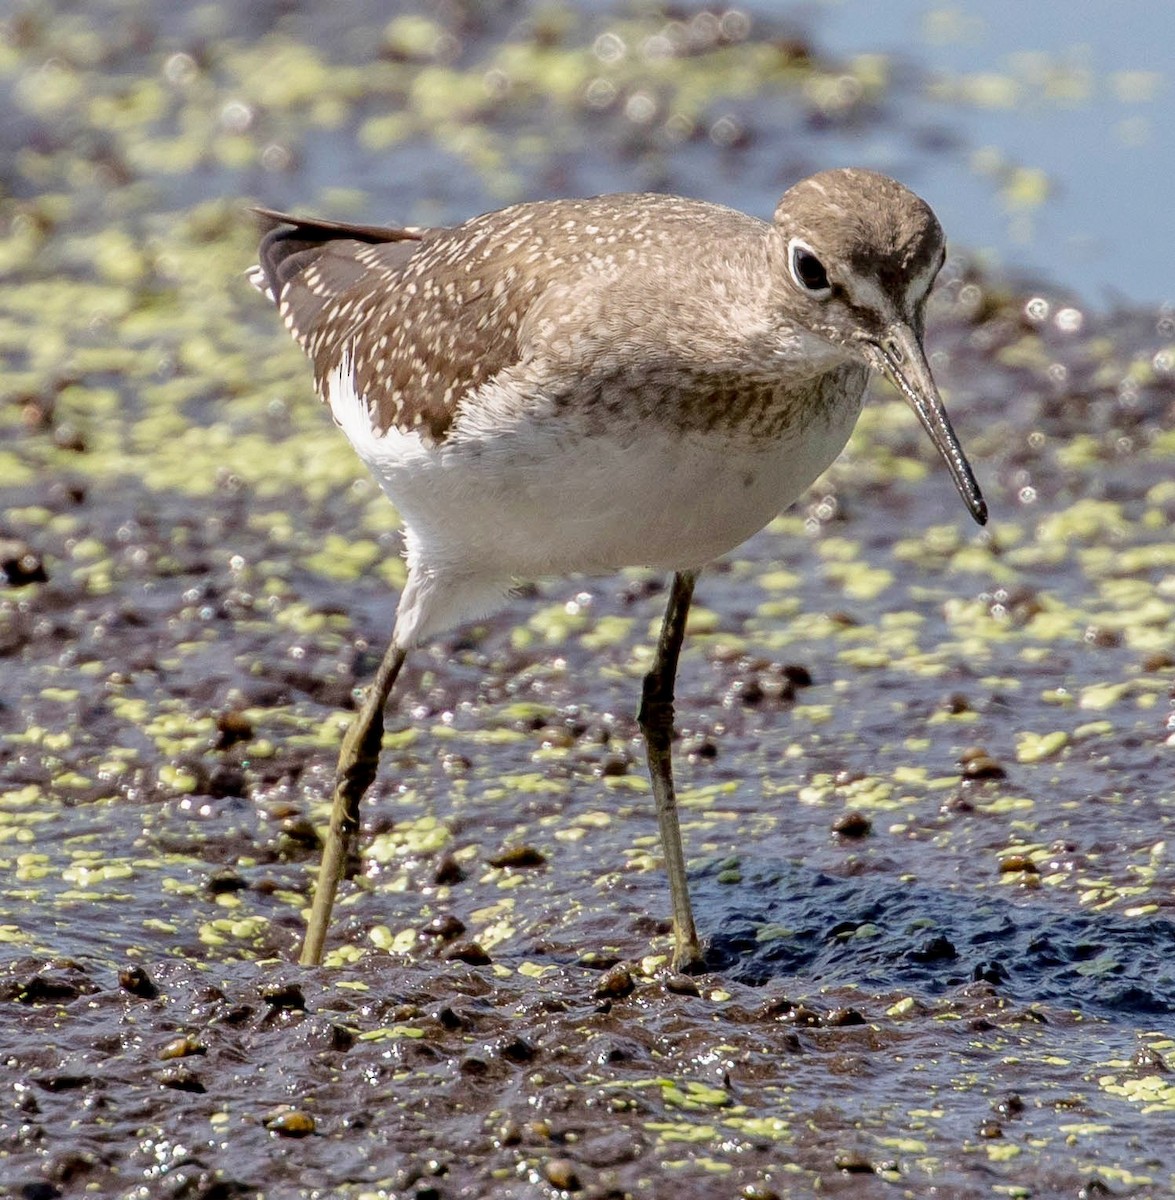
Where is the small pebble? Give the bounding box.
[433,1005,464,1030]
[663,973,700,997]
[1132,1046,1168,1072]
[261,981,306,1011]
[157,1064,206,1093]
[832,810,871,838]
[543,1157,581,1191]
[159,1035,205,1060]
[215,709,253,748]
[1083,624,1121,648]
[441,751,472,774]
[1079,1180,1116,1199]
[444,940,491,965]
[496,1036,536,1063]
[833,1151,874,1173]
[593,964,634,999]
[487,845,547,868]
[998,854,1039,874]
[741,1186,781,1200]
[118,965,159,1000]
[686,734,718,759]
[420,913,466,939]
[326,1023,354,1051]
[496,1119,522,1146]
[726,677,764,706]
[278,817,321,850]
[576,951,620,970]
[206,869,248,895]
[0,539,48,586]
[826,1007,867,1027]
[959,746,1006,780]
[207,764,246,798]
[910,935,957,963]
[432,851,466,884]
[756,995,796,1020]
[264,1107,316,1137]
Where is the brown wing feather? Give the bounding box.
[251,194,766,445]
[252,205,534,443]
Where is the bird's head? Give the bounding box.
[769,167,986,525]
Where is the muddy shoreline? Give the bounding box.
[3,2,1175,1197]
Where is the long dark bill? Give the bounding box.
[868,323,987,526]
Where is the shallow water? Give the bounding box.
[2,2,1174,1197]
[808,0,1175,305]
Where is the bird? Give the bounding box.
[249,167,987,972]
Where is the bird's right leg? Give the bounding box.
[299,637,407,966]
[638,569,704,973]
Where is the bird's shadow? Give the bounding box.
[693,860,1175,1029]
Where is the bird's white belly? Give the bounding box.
[327,365,863,644]
[461,421,851,574]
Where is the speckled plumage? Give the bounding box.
[250,168,976,648]
[254,181,921,446]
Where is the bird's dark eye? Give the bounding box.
[788,240,831,296]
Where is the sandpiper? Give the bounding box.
[250,168,986,971]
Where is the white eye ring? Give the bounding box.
[788,238,832,299]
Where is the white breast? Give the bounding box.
[325,362,865,647]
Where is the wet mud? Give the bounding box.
[2,2,1174,1198]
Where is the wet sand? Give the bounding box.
[2,3,1174,1197]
